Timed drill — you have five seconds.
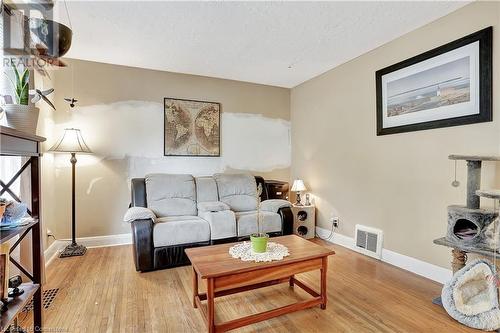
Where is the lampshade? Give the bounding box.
[291,179,307,192]
[49,128,92,153]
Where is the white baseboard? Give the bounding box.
[316,225,355,249]
[381,248,452,284]
[44,233,132,266]
[316,226,452,284]
[44,240,62,267]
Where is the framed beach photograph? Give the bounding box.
[164,98,221,156]
[376,27,492,136]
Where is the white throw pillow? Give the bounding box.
[123,207,156,223]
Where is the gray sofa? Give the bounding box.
[125,173,293,271]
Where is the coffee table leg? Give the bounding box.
[207,278,215,333]
[193,267,198,308]
[320,257,328,310]
[289,275,295,287]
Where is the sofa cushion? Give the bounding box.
[153,217,210,247]
[155,215,204,223]
[145,174,197,217]
[214,173,257,212]
[197,201,230,212]
[199,210,236,240]
[235,210,282,237]
[195,176,219,202]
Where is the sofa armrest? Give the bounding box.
[123,207,156,223]
[278,206,294,235]
[260,199,292,213]
[130,219,155,272]
[197,201,230,212]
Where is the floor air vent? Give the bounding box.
[23,288,59,312]
[354,225,383,259]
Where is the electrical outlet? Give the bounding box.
[46,229,53,237]
[329,217,339,228]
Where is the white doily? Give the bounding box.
[229,241,290,262]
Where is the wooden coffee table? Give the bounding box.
[185,235,335,332]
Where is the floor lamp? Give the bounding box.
[49,128,92,258]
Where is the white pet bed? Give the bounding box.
[442,259,500,331]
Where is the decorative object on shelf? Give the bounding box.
[30,88,56,111]
[442,259,500,331]
[292,205,316,240]
[376,27,492,136]
[8,275,23,298]
[3,61,39,134]
[291,179,306,206]
[49,128,93,258]
[250,184,268,253]
[305,193,311,206]
[229,241,289,262]
[1,201,27,225]
[164,97,220,156]
[0,199,7,221]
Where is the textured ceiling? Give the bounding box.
[55,1,469,88]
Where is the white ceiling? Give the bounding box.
[55,1,469,88]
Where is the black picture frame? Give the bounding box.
[163,97,221,157]
[376,26,492,136]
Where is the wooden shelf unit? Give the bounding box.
[0,125,45,332]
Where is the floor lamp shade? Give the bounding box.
[49,128,92,153]
[49,128,91,258]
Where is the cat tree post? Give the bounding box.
[451,249,467,273]
[466,160,481,209]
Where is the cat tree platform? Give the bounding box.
[434,237,499,271]
[476,189,500,200]
[448,155,500,161]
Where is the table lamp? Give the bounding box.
[49,128,92,258]
[291,179,307,206]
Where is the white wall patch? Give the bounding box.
[55,100,291,176]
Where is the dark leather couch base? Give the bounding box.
[211,237,238,245]
[153,241,210,270]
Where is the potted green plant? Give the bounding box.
[3,60,39,134]
[250,184,269,253]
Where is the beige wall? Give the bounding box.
[291,2,500,268]
[42,59,290,245]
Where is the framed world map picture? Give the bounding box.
[164,98,221,156]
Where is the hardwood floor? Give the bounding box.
[20,238,475,332]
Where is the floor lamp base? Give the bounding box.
[59,243,87,258]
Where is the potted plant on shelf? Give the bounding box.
[2,60,39,134]
[250,184,269,253]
